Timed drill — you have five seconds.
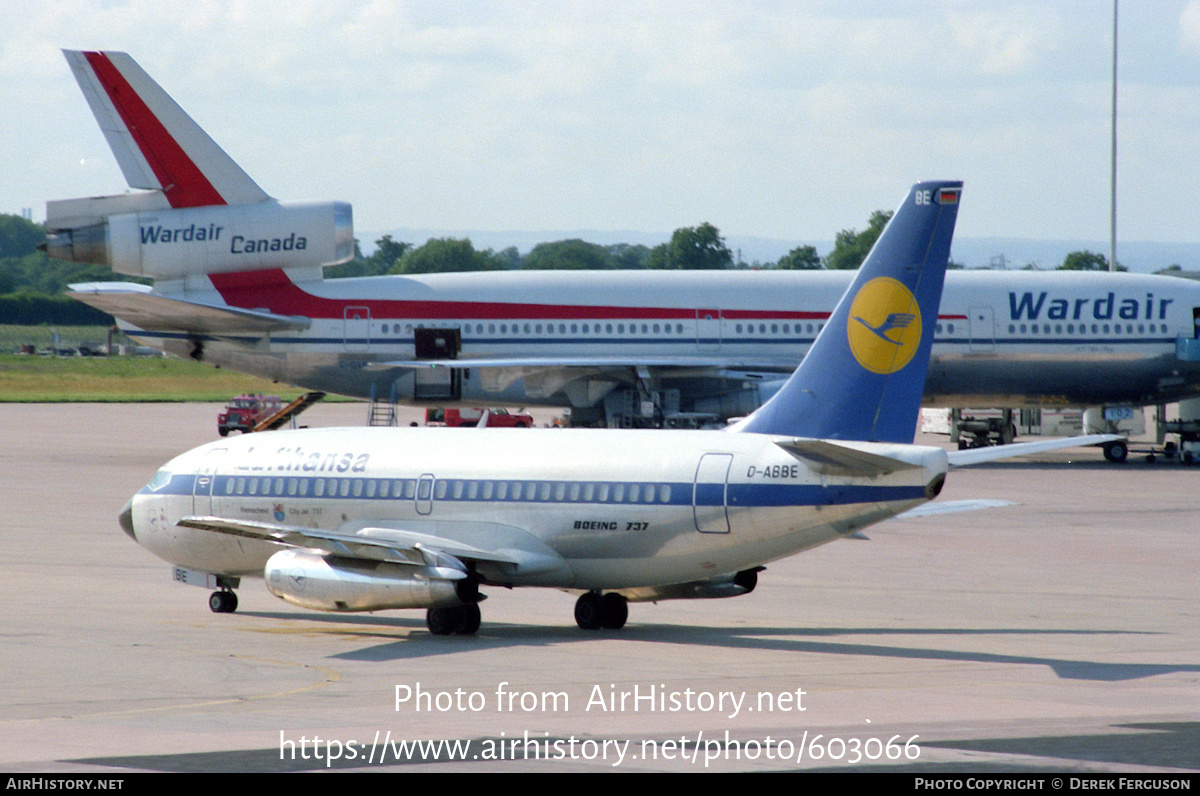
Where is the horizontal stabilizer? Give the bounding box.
[896,499,1016,519]
[775,438,922,477]
[69,282,310,335]
[946,434,1121,467]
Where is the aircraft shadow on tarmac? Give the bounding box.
[71,720,1200,773]
[229,609,1191,682]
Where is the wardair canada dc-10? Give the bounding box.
[118,180,1116,634]
[46,51,1200,436]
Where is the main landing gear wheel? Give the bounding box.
[574,592,628,630]
[426,604,481,636]
[600,592,628,629]
[1103,439,1129,464]
[209,590,238,613]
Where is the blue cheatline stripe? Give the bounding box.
[147,473,925,509]
[124,329,1183,349]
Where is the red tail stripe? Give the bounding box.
[83,51,225,208]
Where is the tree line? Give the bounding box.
[0,210,1135,325]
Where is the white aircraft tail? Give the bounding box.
[64,50,269,208]
[46,52,353,281]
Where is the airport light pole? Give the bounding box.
[1110,0,1118,272]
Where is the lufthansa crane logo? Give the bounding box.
[846,277,922,374]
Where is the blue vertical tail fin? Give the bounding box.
[736,180,962,443]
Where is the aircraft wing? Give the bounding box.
[69,282,310,335]
[381,356,792,397]
[895,499,1016,519]
[177,515,569,579]
[946,434,1121,466]
[775,438,924,477]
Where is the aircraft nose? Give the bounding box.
[118,498,137,541]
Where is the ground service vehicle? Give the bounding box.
[425,408,533,427]
[218,394,283,436]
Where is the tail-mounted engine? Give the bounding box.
[43,195,353,279]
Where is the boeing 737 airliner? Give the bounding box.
[118,181,1116,634]
[48,51,1200,433]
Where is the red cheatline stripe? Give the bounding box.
[209,270,966,324]
[83,51,225,208]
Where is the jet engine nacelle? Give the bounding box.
[264,549,462,612]
[43,199,353,279]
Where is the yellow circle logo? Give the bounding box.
[846,277,922,374]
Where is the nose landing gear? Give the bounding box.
[209,589,238,613]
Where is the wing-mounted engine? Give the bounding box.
[264,549,476,612]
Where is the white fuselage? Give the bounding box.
[128,426,947,591]
[127,269,1200,409]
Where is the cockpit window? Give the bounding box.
[146,469,171,492]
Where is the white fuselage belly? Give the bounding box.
[130,427,944,590]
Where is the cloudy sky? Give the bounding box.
[4,1,1200,251]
